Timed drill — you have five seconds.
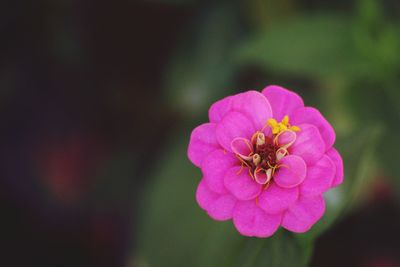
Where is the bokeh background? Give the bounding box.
[1,0,400,266]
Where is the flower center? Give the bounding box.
[256,141,278,168]
[231,115,300,186]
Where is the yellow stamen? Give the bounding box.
[267,118,279,134]
[279,124,288,132]
[282,115,289,125]
[267,115,300,135]
[268,118,278,127]
[290,125,300,132]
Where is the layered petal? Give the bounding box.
[326,147,344,186]
[216,111,255,152]
[282,195,325,233]
[202,149,238,194]
[233,200,282,237]
[274,155,307,188]
[291,107,335,150]
[196,180,236,221]
[224,167,262,200]
[229,91,273,129]
[300,155,335,197]
[262,85,304,121]
[209,91,273,129]
[290,124,325,165]
[258,182,299,214]
[188,123,220,167]
[208,96,233,123]
[276,130,297,149]
[191,86,342,237]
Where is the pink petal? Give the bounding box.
[276,130,297,149]
[254,168,272,185]
[208,96,233,123]
[188,123,220,167]
[231,137,253,160]
[196,180,236,221]
[291,107,336,151]
[209,91,273,129]
[262,125,273,138]
[282,195,325,233]
[196,179,218,210]
[216,111,255,152]
[300,155,335,197]
[229,91,273,130]
[258,182,299,214]
[201,149,238,194]
[290,124,325,165]
[262,85,304,121]
[233,200,282,237]
[224,166,262,200]
[326,148,344,187]
[208,194,237,221]
[274,155,307,188]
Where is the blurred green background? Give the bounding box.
[1,0,400,266]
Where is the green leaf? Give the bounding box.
[234,14,361,78]
[236,231,313,267]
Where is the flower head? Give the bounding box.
[188,85,344,237]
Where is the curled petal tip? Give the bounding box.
[254,167,272,185]
[231,137,253,160]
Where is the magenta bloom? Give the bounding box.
[188,85,344,237]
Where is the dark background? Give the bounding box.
[1,0,400,266]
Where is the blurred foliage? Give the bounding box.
[137,0,400,266]
[235,14,356,79]
[163,2,242,116]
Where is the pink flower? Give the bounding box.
[188,85,344,237]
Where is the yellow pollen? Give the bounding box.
[267,115,300,135]
[290,125,300,131]
[282,115,289,125]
